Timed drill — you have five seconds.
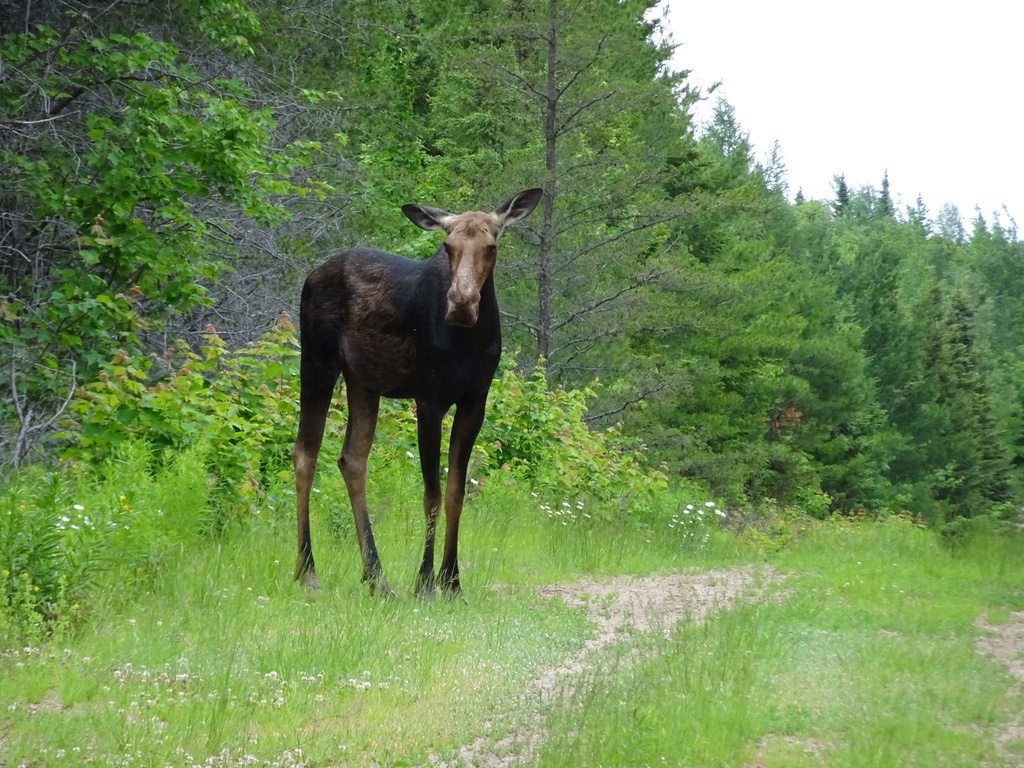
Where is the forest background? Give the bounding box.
[3,0,1024,530]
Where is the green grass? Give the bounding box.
[0,519,595,766]
[536,518,1024,768]
[2,460,1023,767]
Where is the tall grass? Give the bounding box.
[0,442,216,644]
[537,604,783,767]
[2,447,1022,767]
[0,441,699,766]
[536,517,1024,768]
[0,508,602,766]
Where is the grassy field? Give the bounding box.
[537,522,1024,768]
[1,459,1023,767]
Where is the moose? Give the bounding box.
[292,188,543,597]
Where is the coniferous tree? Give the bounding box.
[758,139,789,199]
[624,104,890,508]
[936,203,966,244]
[4,0,1021,522]
[912,293,1011,520]
[907,194,930,235]
[878,170,895,219]
[833,174,851,215]
[419,0,698,384]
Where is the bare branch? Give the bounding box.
[499,308,539,334]
[554,33,609,100]
[551,270,663,336]
[584,382,669,425]
[0,111,80,128]
[555,90,617,137]
[562,211,689,266]
[483,61,547,103]
[8,356,76,467]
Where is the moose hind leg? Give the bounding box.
[293,361,338,590]
[338,383,394,597]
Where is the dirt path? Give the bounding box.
[432,565,783,768]
[976,611,1024,767]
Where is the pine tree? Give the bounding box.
[760,139,789,196]
[423,0,698,382]
[907,194,930,234]
[877,170,894,218]
[906,292,1011,520]
[833,174,851,216]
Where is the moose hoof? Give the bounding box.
[296,569,322,592]
[371,581,397,599]
[439,578,463,602]
[415,573,437,601]
[444,587,468,605]
[365,573,396,599]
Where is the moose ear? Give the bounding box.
[402,204,455,232]
[495,188,543,228]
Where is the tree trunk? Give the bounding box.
[537,0,559,364]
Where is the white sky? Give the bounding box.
[659,0,1023,229]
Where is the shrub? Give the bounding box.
[480,363,668,520]
[59,315,301,505]
[0,442,216,638]
[60,323,667,521]
[0,472,69,634]
[8,327,668,637]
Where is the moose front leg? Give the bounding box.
[414,401,445,598]
[439,395,488,596]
